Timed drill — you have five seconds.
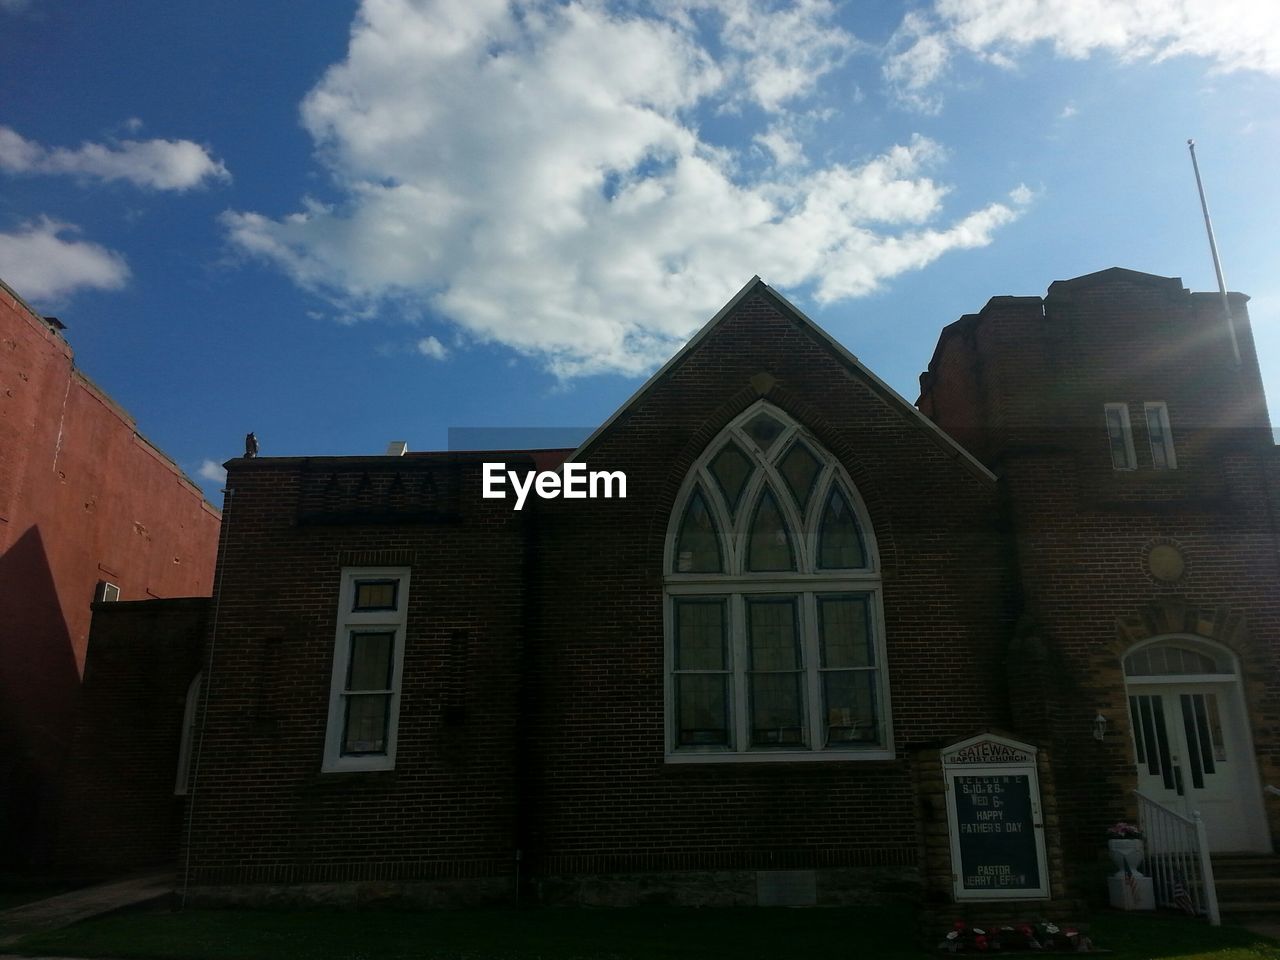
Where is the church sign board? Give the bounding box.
[942,734,1049,900]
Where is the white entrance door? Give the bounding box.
[1127,682,1268,852]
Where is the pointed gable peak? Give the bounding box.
[571,276,993,484]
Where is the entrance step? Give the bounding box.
[1212,856,1280,920]
[1212,855,1280,878]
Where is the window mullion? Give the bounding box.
[733,593,748,752]
[805,592,822,751]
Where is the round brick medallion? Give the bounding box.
[1147,544,1185,582]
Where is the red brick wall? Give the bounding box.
[0,280,221,865]
[523,288,1012,878]
[55,598,207,873]
[184,286,1014,890]
[920,270,1280,877]
[183,456,530,885]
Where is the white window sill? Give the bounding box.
[665,748,895,764]
[321,755,395,774]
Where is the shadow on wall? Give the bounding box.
[0,525,80,869]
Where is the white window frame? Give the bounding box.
[1143,402,1177,470]
[174,672,203,796]
[1104,403,1137,471]
[663,401,892,764]
[323,567,410,773]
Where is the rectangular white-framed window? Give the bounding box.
[1144,402,1177,470]
[665,582,893,763]
[323,567,410,773]
[1104,403,1137,471]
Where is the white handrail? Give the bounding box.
[1133,789,1220,925]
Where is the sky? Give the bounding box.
[2,0,1278,505]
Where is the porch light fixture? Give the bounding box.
[1092,713,1108,742]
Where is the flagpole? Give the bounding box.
[1187,139,1242,368]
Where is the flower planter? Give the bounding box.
[1108,837,1145,877]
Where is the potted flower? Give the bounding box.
[1107,821,1144,876]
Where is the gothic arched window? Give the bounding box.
[665,402,890,761]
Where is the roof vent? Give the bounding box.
[386,441,409,456]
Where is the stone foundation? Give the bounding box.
[183,876,515,909]
[533,866,921,907]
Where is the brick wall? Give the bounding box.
[523,286,1012,884]
[183,284,1015,900]
[920,269,1280,884]
[183,455,530,888]
[0,278,221,866]
[54,598,207,873]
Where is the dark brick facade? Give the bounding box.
[54,598,208,874]
[160,269,1278,907]
[918,268,1280,869]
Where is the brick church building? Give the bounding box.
[66,267,1280,912]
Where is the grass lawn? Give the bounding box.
[7,904,1280,960]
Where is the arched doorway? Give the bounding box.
[1124,637,1269,852]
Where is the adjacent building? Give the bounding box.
[0,278,222,866]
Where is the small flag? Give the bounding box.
[1172,873,1197,915]
[1124,859,1139,900]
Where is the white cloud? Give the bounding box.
[0,0,34,11]
[883,11,951,114]
[0,218,130,301]
[668,0,859,112]
[225,0,1026,379]
[0,126,230,191]
[416,335,449,360]
[754,123,806,167]
[198,459,228,483]
[884,0,1280,110]
[1059,102,1078,119]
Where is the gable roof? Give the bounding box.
[570,277,996,485]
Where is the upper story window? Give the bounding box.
[665,401,891,763]
[323,567,410,772]
[1144,402,1177,470]
[1104,403,1137,471]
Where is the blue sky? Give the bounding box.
[2,0,1277,503]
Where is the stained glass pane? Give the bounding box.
[747,489,794,571]
[347,631,394,690]
[748,598,799,670]
[750,673,804,745]
[709,442,754,514]
[743,411,785,452]
[675,600,727,670]
[677,675,729,746]
[818,486,865,569]
[823,672,878,746]
[353,579,397,611]
[819,596,871,668]
[779,441,822,514]
[342,693,390,754]
[674,489,722,573]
